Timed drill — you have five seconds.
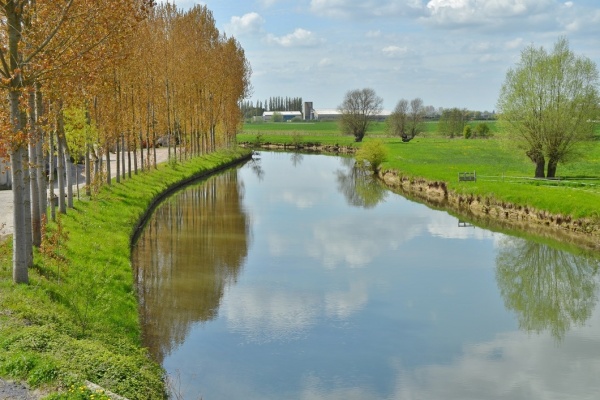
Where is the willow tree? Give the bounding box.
[497,37,600,178]
[338,88,383,142]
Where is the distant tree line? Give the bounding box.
[240,96,303,119]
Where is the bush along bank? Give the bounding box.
[0,148,252,399]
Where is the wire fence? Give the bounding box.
[464,173,600,194]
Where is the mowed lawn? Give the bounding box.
[239,121,600,219]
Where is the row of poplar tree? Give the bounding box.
[0,1,252,284]
[239,96,303,119]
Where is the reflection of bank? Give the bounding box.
[496,237,600,340]
[336,159,388,209]
[133,169,249,363]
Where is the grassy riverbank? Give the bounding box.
[0,147,251,399]
[239,121,600,222]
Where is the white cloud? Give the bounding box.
[382,45,409,58]
[423,0,556,29]
[222,286,320,343]
[318,57,333,67]
[266,28,323,47]
[225,12,264,36]
[259,0,279,6]
[366,30,382,38]
[309,0,425,19]
[505,37,524,49]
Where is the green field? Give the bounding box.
[239,120,600,220]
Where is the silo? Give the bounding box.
[303,102,313,121]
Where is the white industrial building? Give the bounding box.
[313,108,391,121]
[262,111,303,122]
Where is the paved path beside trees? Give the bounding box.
[0,148,170,241]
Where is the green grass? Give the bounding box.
[0,147,251,399]
[238,121,600,221]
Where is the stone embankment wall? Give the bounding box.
[379,169,600,251]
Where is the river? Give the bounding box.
[133,151,600,400]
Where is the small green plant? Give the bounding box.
[41,214,69,283]
[46,384,112,400]
[253,132,263,147]
[291,131,303,148]
[355,139,388,173]
[463,125,472,139]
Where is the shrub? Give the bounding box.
[355,139,388,173]
[463,125,472,139]
[272,112,283,122]
[474,122,491,137]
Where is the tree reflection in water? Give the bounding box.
[133,170,249,363]
[290,152,303,167]
[336,157,388,209]
[496,237,600,340]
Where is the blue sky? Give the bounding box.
[160,0,600,112]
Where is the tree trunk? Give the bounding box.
[106,144,112,185]
[28,91,41,247]
[6,2,31,283]
[36,86,47,224]
[116,139,121,183]
[11,146,28,284]
[121,134,126,179]
[49,133,56,222]
[66,151,74,208]
[547,158,558,179]
[527,148,546,178]
[22,143,33,267]
[56,115,67,214]
[85,108,92,197]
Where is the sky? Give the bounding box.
[159,0,600,112]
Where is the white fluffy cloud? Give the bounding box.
[266,28,323,47]
[225,12,265,36]
[310,0,424,19]
[423,0,557,29]
[382,45,409,58]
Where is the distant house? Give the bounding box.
[0,158,11,190]
[262,111,303,122]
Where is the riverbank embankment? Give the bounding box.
[243,141,600,251]
[379,169,600,252]
[0,147,252,399]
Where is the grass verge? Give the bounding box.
[0,147,251,399]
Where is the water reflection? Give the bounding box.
[248,152,265,181]
[496,237,600,340]
[134,169,249,362]
[290,152,304,167]
[133,151,600,399]
[336,157,388,209]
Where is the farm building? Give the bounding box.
[262,111,303,122]
[314,108,391,121]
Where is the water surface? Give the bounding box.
[133,151,600,399]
